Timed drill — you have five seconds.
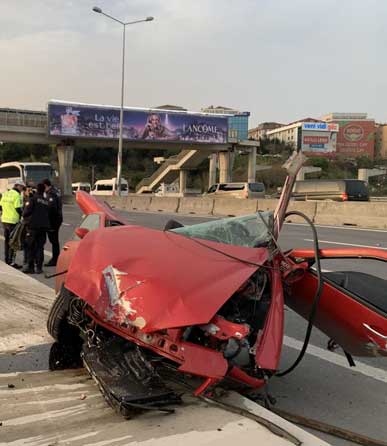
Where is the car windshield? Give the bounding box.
[171,211,274,248]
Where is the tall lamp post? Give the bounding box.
[92,6,154,196]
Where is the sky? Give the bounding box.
[1,0,386,126]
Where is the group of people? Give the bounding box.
[0,179,62,274]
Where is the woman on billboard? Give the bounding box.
[141,113,174,140]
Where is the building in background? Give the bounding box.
[262,118,338,155]
[201,105,240,115]
[201,105,250,141]
[321,113,375,159]
[248,122,284,140]
[154,105,188,111]
[375,124,387,159]
[265,118,322,148]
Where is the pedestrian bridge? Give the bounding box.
[0,107,257,196]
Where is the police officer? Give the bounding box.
[42,179,63,267]
[0,180,25,268]
[22,183,50,274]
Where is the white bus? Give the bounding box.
[0,162,55,194]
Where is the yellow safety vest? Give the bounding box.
[0,189,22,224]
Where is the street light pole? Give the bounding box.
[92,7,154,196]
[117,24,126,196]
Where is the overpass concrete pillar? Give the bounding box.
[219,151,232,183]
[247,147,257,183]
[179,169,187,195]
[57,144,74,200]
[209,153,217,187]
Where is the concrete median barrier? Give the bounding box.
[149,196,180,213]
[287,201,317,223]
[315,201,387,229]
[213,198,259,217]
[178,197,215,215]
[129,195,152,211]
[257,199,279,212]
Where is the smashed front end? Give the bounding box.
[56,212,285,415]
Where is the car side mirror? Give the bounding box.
[74,227,89,239]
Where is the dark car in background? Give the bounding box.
[292,179,369,201]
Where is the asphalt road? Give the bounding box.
[2,204,387,446]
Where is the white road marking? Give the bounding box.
[285,222,387,233]
[304,238,387,250]
[284,336,387,384]
[62,222,71,227]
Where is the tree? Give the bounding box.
[356,155,373,169]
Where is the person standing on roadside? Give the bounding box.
[22,186,34,268]
[22,183,50,274]
[0,180,25,268]
[42,179,63,267]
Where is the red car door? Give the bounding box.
[287,248,387,357]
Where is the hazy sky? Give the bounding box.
[1,0,386,125]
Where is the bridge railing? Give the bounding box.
[0,111,47,129]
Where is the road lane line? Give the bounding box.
[284,336,387,384]
[286,222,387,233]
[304,238,387,250]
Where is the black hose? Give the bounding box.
[276,211,324,377]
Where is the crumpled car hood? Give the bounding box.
[65,225,269,332]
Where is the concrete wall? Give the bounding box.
[101,196,387,229]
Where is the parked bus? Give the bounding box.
[0,162,55,194]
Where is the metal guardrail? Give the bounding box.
[0,110,47,129]
[370,196,387,202]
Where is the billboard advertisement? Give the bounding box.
[48,102,228,144]
[335,120,375,158]
[301,129,337,153]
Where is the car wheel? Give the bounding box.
[47,286,79,344]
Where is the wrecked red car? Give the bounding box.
[47,153,387,416]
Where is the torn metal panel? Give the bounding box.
[66,225,269,332]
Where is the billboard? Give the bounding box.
[302,122,329,131]
[301,129,337,154]
[335,120,375,158]
[48,101,228,144]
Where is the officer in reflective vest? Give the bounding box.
[0,180,25,267]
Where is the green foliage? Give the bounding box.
[0,143,52,163]
[308,157,329,171]
[259,137,294,156]
[355,155,373,169]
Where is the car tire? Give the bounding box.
[47,286,79,344]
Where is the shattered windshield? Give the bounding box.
[171,211,274,248]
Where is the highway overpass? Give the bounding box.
[0,107,258,196]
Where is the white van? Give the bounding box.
[206,182,266,199]
[72,182,91,194]
[90,178,129,196]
